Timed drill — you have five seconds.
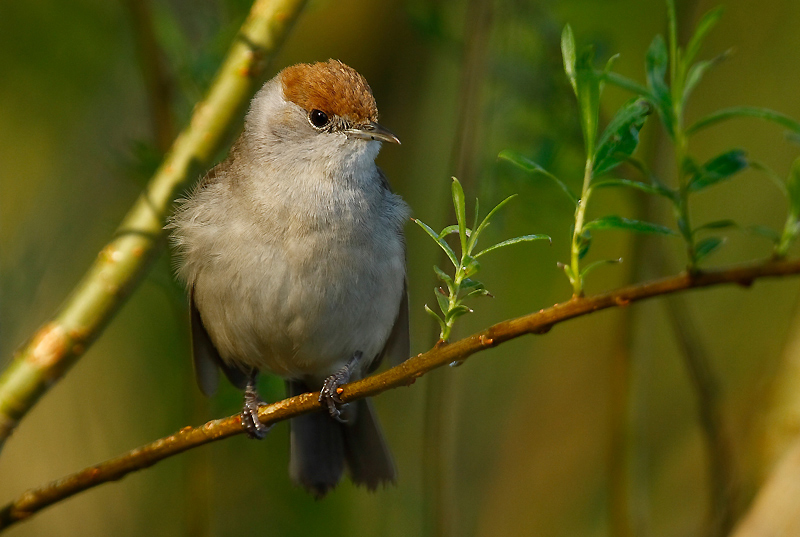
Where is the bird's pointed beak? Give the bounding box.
[345,121,401,145]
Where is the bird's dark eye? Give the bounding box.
[309,109,329,128]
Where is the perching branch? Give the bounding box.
[0,0,308,448]
[2,258,800,531]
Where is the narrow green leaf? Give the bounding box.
[413,218,458,267]
[580,257,622,278]
[471,198,480,248]
[693,219,738,234]
[424,304,446,332]
[471,194,519,252]
[475,234,552,258]
[462,255,481,278]
[645,34,674,137]
[750,160,788,196]
[445,304,472,323]
[591,178,675,199]
[451,178,468,253]
[747,225,781,243]
[695,236,725,261]
[577,231,592,260]
[437,225,462,239]
[433,265,454,288]
[787,157,800,216]
[688,149,748,193]
[561,25,577,94]
[498,150,579,206]
[460,278,485,293]
[575,45,601,156]
[687,107,800,136]
[584,215,679,236]
[683,6,725,68]
[601,71,656,101]
[593,98,653,175]
[682,50,731,104]
[435,287,449,315]
[464,287,492,299]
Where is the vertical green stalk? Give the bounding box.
[570,158,595,296]
[666,0,697,269]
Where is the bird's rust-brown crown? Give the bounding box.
[280,60,378,125]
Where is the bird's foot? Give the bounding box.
[319,351,362,423]
[241,371,271,439]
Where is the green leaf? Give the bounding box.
[469,194,518,252]
[413,218,458,267]
[462,255,481,278]
[445,304,472,323]
[498,150,578,206]
[460,278,485,293]
[645,35,674,137]
[683,6,725,68]
[575,46,602,156]
[750,160,788,196]
[787,157,800,217]
[683,50,731,104]
[580,257,622,278]
[435,287,449,315]
[593,98,653,175]
[688,149,748,193]
[591,178,675,200]
[695,236,725,261]
[471,198,480,247]
[561,25,577,94]
[693,219,738,234]
[601,71,656,101]
[437,225,462,239]
[424,304,445,332]
[433,265,453,288]
[577,231,592,260]
[451,178,468,253]
[747,225,781,243]
[686,107,800,137]
[584,215,679,236]
[475,234,552,258]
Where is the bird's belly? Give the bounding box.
[194,230,404,382]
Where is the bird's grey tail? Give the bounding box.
[286,380,396,497]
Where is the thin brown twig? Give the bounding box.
[2,258,799,531]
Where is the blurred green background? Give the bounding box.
[3,0,800,535]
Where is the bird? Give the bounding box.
[168,59,409,497]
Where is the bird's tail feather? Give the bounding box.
[286,380,396,497]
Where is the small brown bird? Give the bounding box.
[169,60,409,497]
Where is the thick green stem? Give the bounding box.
[0,0,308,448]
[570,158,595,296]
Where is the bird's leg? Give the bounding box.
[319,351,362,423]
[241,369,270,439]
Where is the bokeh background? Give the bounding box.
[3,0,800,535]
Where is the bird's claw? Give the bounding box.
[242,371,271,439]
[319,351,362,423]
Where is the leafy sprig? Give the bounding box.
[501,25,676,297]
[602,1,800,268]
[750,157,800,258]
[413,178,550,341]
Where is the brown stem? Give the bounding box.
[2,258,799,531]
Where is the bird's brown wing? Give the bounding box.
[190,285,249,395]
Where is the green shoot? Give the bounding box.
[413,178,550,342]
